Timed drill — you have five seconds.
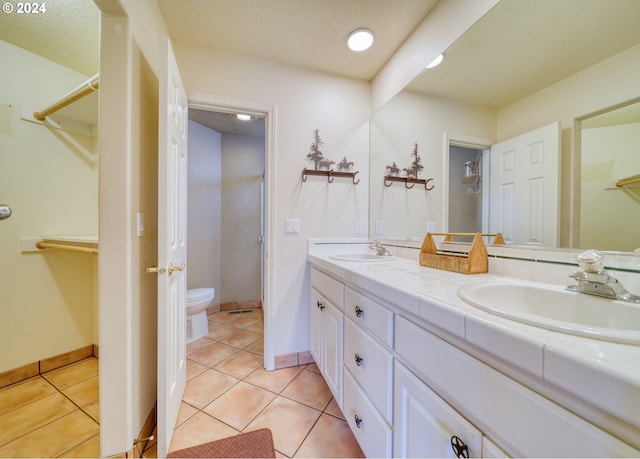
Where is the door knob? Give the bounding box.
[0,204,11,220]
[146,266,166,274]
[168,262,185,275]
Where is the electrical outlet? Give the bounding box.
[375,220,384,235]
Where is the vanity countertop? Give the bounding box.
[308,252,640,441]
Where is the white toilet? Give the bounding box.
[186,288,215,343]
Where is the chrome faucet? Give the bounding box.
[370,239,392,257]
[566,250,640,303]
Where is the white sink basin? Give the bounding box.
[458,281,640,345]
[329,253,396,262]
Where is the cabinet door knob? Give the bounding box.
[354,305,363,317]
[450,435,469,458]
[354,353,363,366]
[317,300,325,310]
[354,414,363,428]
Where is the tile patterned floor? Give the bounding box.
[154,309,364,458]
[0,357,100,458]
[0,309,363,458]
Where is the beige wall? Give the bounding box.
[98,9,159,455]
[580,122,640,251]
[497,43,640,247]
[0,40,98,373]
[187,120,222,298]
[175,44,370,357]
[221,133,265,303]
[370,90,496,238]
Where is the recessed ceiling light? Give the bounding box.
[348,29,374,52]
[426,54,444,69]
[236,114,251,121]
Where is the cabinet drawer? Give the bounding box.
[311,268,344,310]
[343,368,392,458]
[345,287,393,347]
[344,317,393,423]
[395,315,640,458]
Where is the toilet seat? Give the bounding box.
[187,288,215,306]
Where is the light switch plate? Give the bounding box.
[354,219,364,235]
[285,218,300,234]
[375,220,384,235]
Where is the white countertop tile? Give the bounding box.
[307,252,640,430]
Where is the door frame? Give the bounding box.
[442,132,491,233]
[189,92,277,370]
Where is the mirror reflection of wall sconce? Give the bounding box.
[384,142,435,190]
[463,154,482,196]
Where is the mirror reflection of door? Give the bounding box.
[489,122,560,246]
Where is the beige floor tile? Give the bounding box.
[83,399,100,423]
[281,369,333,411]
[182,369,238,409]
[214,350,263,379]
[218,329,262,349]
[294,413,364,458]
[244,320,265,334]
[43,358,98,389]
[205,321,239,341]
[59,433,100,458]
[209,311,240,325]
[305,363,320,373]
[176,401,199,427]
[62,375,99,407]
[189,341,240,368]
[244,366,303,394]
[0,392,76,446]
[168,411,238,453]
[244,338,264,355]
[0,410,99,458]
[324,397,345,420]
[186,337,216,356]
[0,377,56,416]
[203,381,275,431]
[245,396,321,457]
[186,359,208,381]
[228,314,262,329]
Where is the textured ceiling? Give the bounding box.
[407,0,640,110]
[0,0,99,76]
[157,0,438,81]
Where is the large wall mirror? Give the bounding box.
[370,0,640,252]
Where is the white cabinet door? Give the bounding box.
[310,288,324,369]
[310,288,343,406]
[324,301,344,403]
[394,361,482,458]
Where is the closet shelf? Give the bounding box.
[616,174,640,188]
[36,235,98,255]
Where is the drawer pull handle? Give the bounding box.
[450,435,469,458]
[354,305,363,317]
[354,414,363,428]
[354,353,363,366]
[317,300,325,311]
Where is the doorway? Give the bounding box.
[186,106,268,357]
[444,134,491,236]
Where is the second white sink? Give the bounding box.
[458,281,640,345]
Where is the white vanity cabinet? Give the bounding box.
[394,360,483,458]
[308,261,640,458]
[310,268,344,405]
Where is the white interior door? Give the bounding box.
[489,122,560,246]
[157,38,188,458]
